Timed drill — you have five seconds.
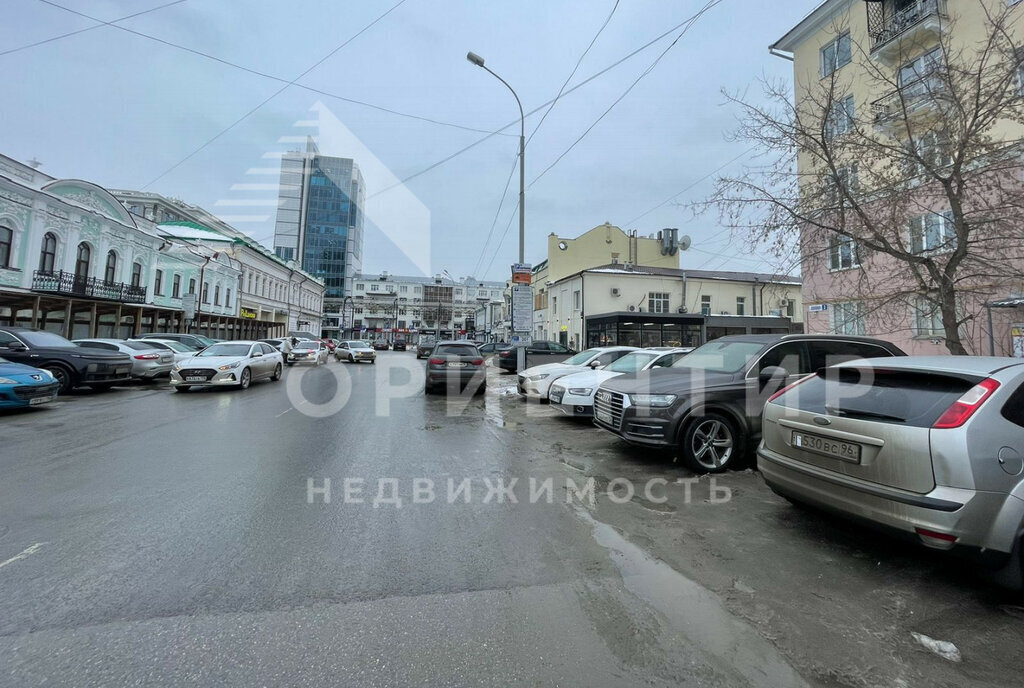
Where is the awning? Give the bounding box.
[989,297,1024,308]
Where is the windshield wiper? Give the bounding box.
[824,405,906,423]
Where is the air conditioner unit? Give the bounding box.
[627,305,636,312]
[778,298,791,307]
[610,287,621,297]
[677,306,687,313]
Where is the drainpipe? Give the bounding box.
[759,281,767,320]
[751,278,758,317]
[986,302,995,356]
[580,273,585,349]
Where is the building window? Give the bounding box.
[172,274,181,298]
[736,296,746,316]
[400,285,408,293]
[899,47,942,90]
[131,262,143,288]
[356,283,364,291]
[912,297,945,337]
[104,250,118,283]
[414,286,421,294]
[827,235,860,270]
[0,226,11,269]
[225,289,231,308]
[825,95,855,140]
[909,211,955,254]
[154,269,163,295]
[214,285,221,306]
[370,283,379,292]
[831,301,866,335]
[39,232,57,273]
[75,242,91,279]
[700,295,712,316]
[648,292,669,313]
[202,282,209,304]
[573,290,581,310]
[188,278,196,295]
[820,31,851,77]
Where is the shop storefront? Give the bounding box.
[585,312,793,348]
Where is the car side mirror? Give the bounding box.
[588,360,603,369]
[758,365,789,389]
[6,342,27,352]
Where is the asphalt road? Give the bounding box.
[1,352,1022,687]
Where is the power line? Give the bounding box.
[471,152,519,278]
[528,0,724,190]
[35,0,500,137]
[139,0,411,190]
[0,0,188,57]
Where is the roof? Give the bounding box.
[990,297,1024,308]
[552,264,801,287]
[353,273,505,288]
[157,221,234,242]
[770,0,852,53]
[834,356,1024,376]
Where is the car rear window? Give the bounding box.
[124,341,157,351]
[773,368,979,427]
[435,344,479,356]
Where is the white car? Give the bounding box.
[286,339,329,366]
[170,341,284,392]
[517,346,638,401]
[336,340,376,363]
[549,348,692,416]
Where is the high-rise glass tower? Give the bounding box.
[273,138,364,319]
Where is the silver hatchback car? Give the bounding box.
[758,356,1024,588]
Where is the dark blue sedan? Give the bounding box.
[0,356,60,409]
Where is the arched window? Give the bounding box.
[39,233,57,273]
[104,250,117,283]
[0,225,12,269]
[131,262,142,287]
[74,242,91,279]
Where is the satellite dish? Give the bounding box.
[679,235,692,251]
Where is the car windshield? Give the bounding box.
[670,340,766,374]
[295,341,319,349]
[346,341,368,348]
[606,351,660,374]
[196,343,252,357]
[18,330,76,348]
[564,349,600,366]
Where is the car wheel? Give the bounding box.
[680,413,742,474]
[43,364,74,395]
[239,368,251,390]
[174,386,191,393]
[271,363,283,381]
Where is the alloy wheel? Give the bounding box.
[689,418,734,470]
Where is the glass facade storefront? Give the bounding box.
[586,313,792,349]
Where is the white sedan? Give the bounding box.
[170,341,284,392]
[286,339,329,366]
[549,348,692,416]
[335,340,377,363]
[516,346,637,401]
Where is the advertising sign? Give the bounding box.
[511,263,532,285]
[1013,324,1024,358]
[511,284,533,332]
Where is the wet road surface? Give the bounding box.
[1,352,1021,687]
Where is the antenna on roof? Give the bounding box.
[26,157,42,169]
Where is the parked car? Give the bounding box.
[287,339,329,366]
[0,356,60,409]
[392,339,407,351]
[759,356,1024,589]
[550,348,692,416]
[170,341,283,391]
[496,340,577,373]
[131,338,196,364]
[0,326,133,394]
[137,332,216,351]
[594,334,905,473]
[477,342,500,354]
[336,340,376,363]
[373,340,390,351]
[73,339,174,380]
[517,346,637,401]
[320,338,337,352]
[259,338,287,352]
[424,341,486,395]
[416,338,437,359]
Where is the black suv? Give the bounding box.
[496,340,576,373]
[594,334,905,473]
[0,326,133,394]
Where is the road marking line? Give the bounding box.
[0,543,47,570]
[275,408,292,417]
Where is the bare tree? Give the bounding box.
[705,1,1024,354]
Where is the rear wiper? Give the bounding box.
[824,405,906,423]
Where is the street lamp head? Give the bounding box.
[466,51,485,68]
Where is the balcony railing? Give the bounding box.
[867,0,946,53]
[871,75,946,123]
[32,270,148,304]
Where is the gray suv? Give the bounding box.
[758,356,1024,589]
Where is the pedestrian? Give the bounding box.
[282,336,294,355]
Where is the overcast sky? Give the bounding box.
[0,0,821,281]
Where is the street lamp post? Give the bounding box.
[467,51,527,371]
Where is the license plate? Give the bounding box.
[185,376,206,382]
[116,367,130,375]
[29,396,53,405]
[596,409,613,424]
[550,392,563,403]
[792,431,861,463]
[448,362,467,367]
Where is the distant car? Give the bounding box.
[336,340,376,363]
[320,338,337,352]
[259,338,287,352]
[550,348,692,417]
[131,338,196,364]
[137,332,216,351]
[170,341,283,391]
[287,339,329,366]
[496,340,577,373]
[760,356,1024,589]
[0,356,59,409]
[478,342,503,354]
[424,341,486,395]
[0,326,132,394]
[372,340,390,351]
[392,339,407,351]
[73,339,174,380]
[416,339,437,359]
[517,346,638,401]
[595,334,905,473]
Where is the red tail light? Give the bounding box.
[933,378,1000,428]
[134,353,160,360]
[471,358,484,366]
[428,357,444,364]
[499,350,511,357]
[767,373,816,403]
